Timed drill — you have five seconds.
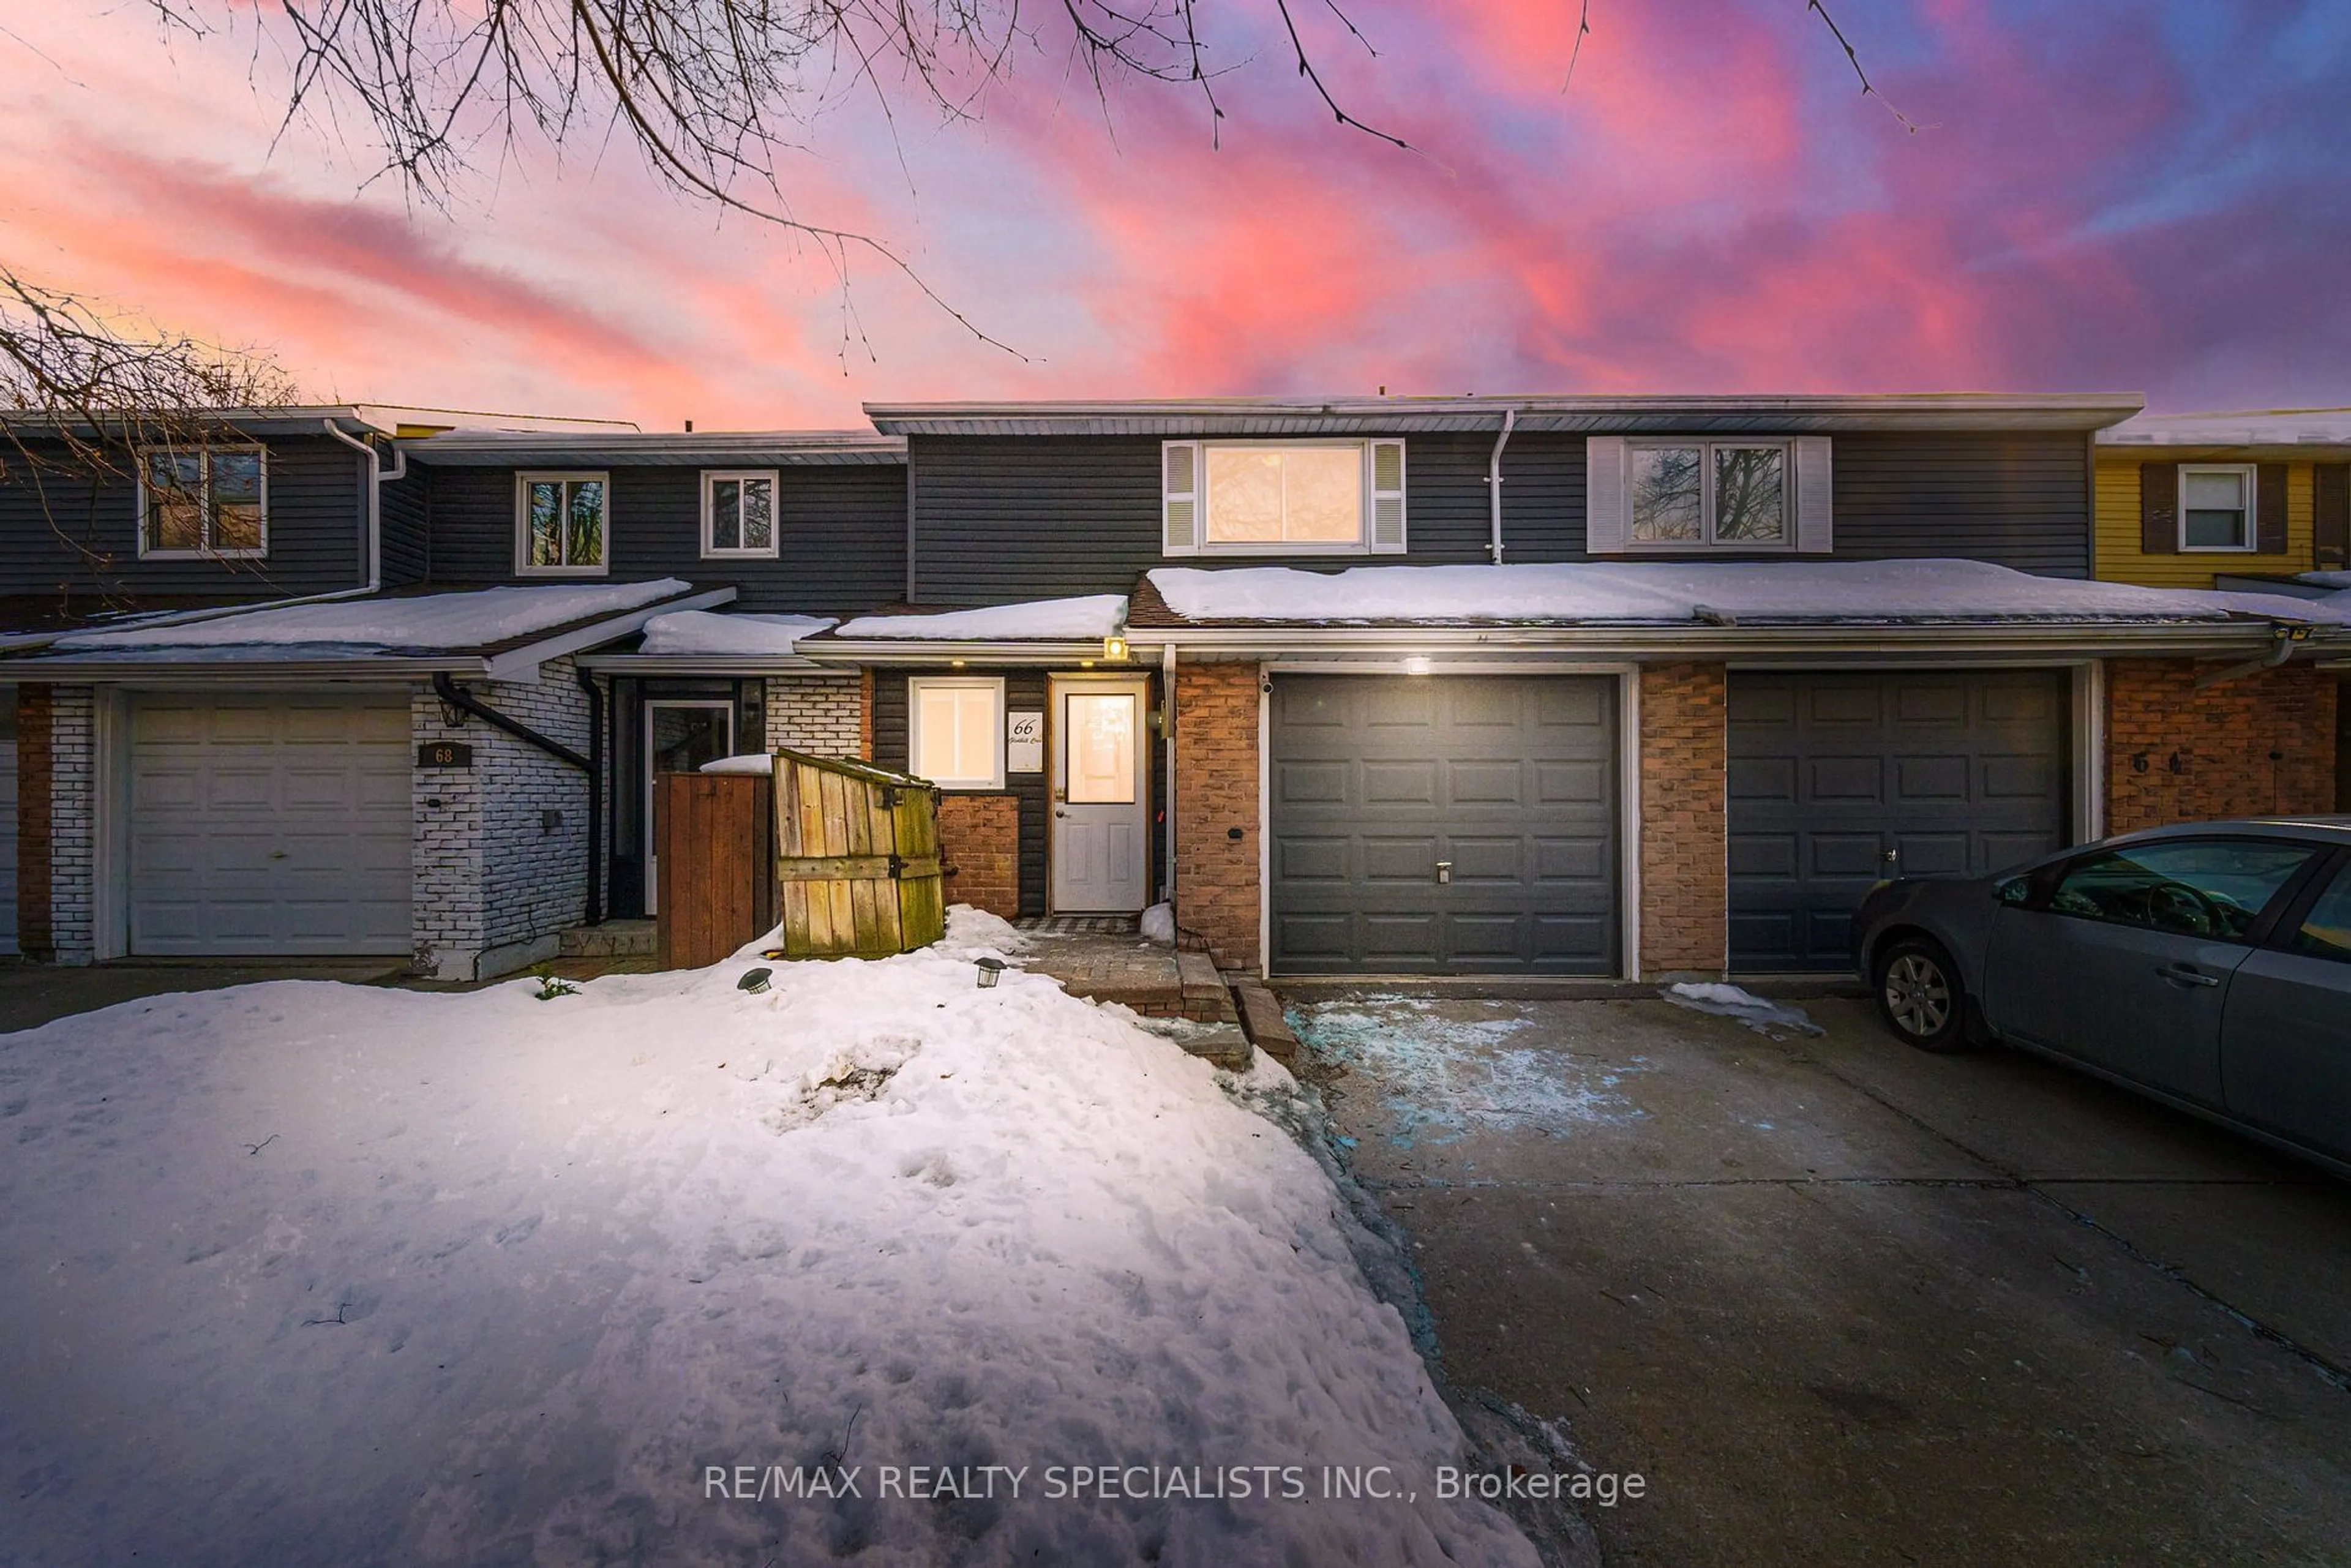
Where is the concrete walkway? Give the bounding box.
[1295,992,2351,1567]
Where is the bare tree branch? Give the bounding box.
[1807,0,1929,133]
[0,269,301,601]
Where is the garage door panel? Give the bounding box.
[1275,760,1350,806]
[1270,675,1618,975]
[131,695,412,956]
[1730,670,2066,972]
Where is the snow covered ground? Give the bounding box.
[0,912,1537,1567]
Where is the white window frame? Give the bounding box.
[135,443,269,559]
[908,675,1006,790]
[2178,463,2258,553]
[1165,439,1405,558]
[699,468,781,559]
[1624,438,1795,552]
[514,470,611,576]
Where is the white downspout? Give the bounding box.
[1488,407,1518,566]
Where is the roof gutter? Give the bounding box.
[1488,407,1518,567]
[2194,623,2314,688]
[1134,620,2333,661]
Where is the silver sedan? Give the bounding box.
[1851,817,2351,1177]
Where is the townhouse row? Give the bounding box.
[1,394,2342,979]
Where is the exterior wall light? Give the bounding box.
[1104,634,1130,662]
[1403,656,1433,676]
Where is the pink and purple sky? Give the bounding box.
[2,1,2345,429]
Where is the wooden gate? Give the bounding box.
[774,748,946,958]
[654,770,777,970]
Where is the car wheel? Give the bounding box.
[1875,937,1969,1052]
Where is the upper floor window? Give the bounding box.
[516,472,608,576]
[138,445,266,558]
[1161,440,1406,557]
[2179,464,2255,551]
[701,470,778,558]
[1587,434,1832,555]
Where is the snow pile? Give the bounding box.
[50,579,696,651]
[639,609,835,656]
[0,911,1526,1566]
[1139,902,1177,945]
[2300,571,2351,591]
[1148,559,2351,626]
[835,595,1128,640]
[1661,981,1824,1037]
[699,752,776,775]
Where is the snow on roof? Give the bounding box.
[833,595,1128,640]
[2099,408,2351,447]
[637,610,835,657]
[1146,560,2351,626]
[2301,571,2351,591]
[51,579,697,653]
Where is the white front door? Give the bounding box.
[1050,677,1149,913]
[644,700,732,914]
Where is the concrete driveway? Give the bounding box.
[0,958,408,1034]
[1292,991,2351,1567]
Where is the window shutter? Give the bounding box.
[1162,441,1201,555]
[2256,463,2289,555]
[1793,436,1834,553]
[1585,436,1627,555]
[2315,462,2350,569]
[2140,463,2178,554]
[1369,440,1406,554]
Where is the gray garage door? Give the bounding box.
[1728,670,2069,972]
[130,694,413,955]
[1270,675,1618,975]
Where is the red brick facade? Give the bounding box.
[937,793,1020,920]
[1172,662,1261,972]
[1639,662,1728,977]
[860,669,876,761]
[16,685,50,960]
[2106,658,2338,833]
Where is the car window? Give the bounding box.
[2045,840,2317,941]
[2289,862,2351,964]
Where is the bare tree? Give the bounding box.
[1,268,301,599]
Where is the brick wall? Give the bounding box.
[937,793,1019,919]
[1172,662,1261,972]
[765,674,866,757]
[16,686,51,959]
[1640,662,1728,978]
[47,687,95,965]
[2107,658,2338,831]
[411,659,594,979]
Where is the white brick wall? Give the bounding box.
[764,674,864,756]
[411,659,596,980]
[48,686,94,966]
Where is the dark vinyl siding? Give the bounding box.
[380,467,430,587]
[1824,432,2091,577]
[418,462,906,612]
[0,435,364,596]
[907,429,2094,599]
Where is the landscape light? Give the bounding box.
[976,957,1006,989]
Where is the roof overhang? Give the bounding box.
[2,407,390,441]
[866,393,2145,438]
[403,432,906,468]
[3,586,738,684]
[802,639,1127,666]
[575,652,825,675]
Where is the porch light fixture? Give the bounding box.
[1403,656,1433,676]
[976,957,1006,989]
[1103,634,1131,662]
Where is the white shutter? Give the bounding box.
[1162,441,1201,556]
[1369,440,1406,553]
[1585,436,1628,555]
[1793,436,1834,553]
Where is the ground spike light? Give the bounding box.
[976,957,1006,989]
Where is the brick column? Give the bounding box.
[47,686,96,965]
[1639,662,1727,978]
[17,686,53,960]
[2107,659,2337,831]
[1172,662,1261,972]
[937,794,1019,918]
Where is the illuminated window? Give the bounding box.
[1163,440,1406,556]
[909,677,1004,790]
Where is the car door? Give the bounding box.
[2221,853,2351,1161]
[1980,838,2322,1106]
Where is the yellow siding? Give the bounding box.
[2094,459,2313,586]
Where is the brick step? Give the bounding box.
[559,918,656,958]
[1230,981,1299,1067]
[1176,1026,1253,1073]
